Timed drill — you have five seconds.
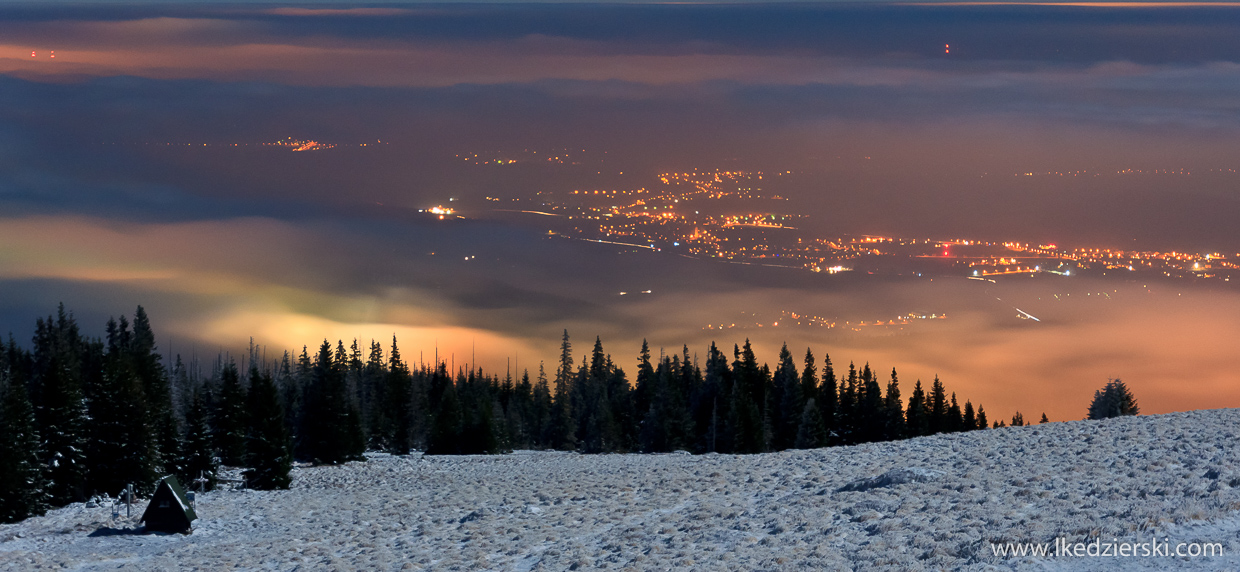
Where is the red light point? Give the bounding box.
[945,44,950,54]
[31,51,36,57]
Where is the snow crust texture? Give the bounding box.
[3,409,1240,571]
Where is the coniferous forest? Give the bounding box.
[0,305,1010,524]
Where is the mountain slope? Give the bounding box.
[3,409,1238,571]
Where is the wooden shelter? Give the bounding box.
[140,475,197,533]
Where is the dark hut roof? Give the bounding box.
[140,475,197,533]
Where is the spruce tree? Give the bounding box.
[962,401,976,431]
[675,347,699,449]
[344,399,366,460]
[905,379,928,437]
[154,412,183,481]
[426,364,463,455]
[285,346,310,443]
[800,348,817,408]
[1087,379,1139,420]
[606,359,636,452]
[794,398,827,449]
[300,341,364,464]
[506,370,534,450]
[947,393,963,432]
[30,310,89,505]
[773,343,802,451]
[479,394,506,454]
[836,362,858,444]
[975,405,988,430]
[581,382,617,454]
[697,342,730,453]
[818,353,837,445]
[589,337,606,381]
[130,307,180,477]
[1039,413,1049,424]
[758,363,774,452]
[729,340,764,454]
[581,340,625,453]
[214,362,248,466]
[532,363,552,448]
[639,356,669,452]
[633,339,654,428]
[386,337,414,455]
[178,388,218,492]
[858,364,884,443]
[245,366,292,490]
[882,368,904,441]
[0,373,49,523]
[548,331,577,451]
[457,367,501,455]
[363,340,389,450]
[927,376,947,435]
[89,316,157,496]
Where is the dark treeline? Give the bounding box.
[0,307,1016,525]
[0,305,292,524]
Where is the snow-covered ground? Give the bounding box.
[4,409,1240,571]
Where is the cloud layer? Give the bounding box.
[1,3,1238,421]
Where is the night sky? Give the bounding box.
[2,2,1239,422]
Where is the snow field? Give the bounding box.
[3,408,1240,571]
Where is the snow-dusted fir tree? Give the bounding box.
[178,388,218,491]
[1087,379,1139,420]
[130,306,181,478]
[215,362,248,466]
[30,309,90,505]
[90,316,158,496]
[301,341,365,464]
[245,366,292,490]
[0,371,49,523]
